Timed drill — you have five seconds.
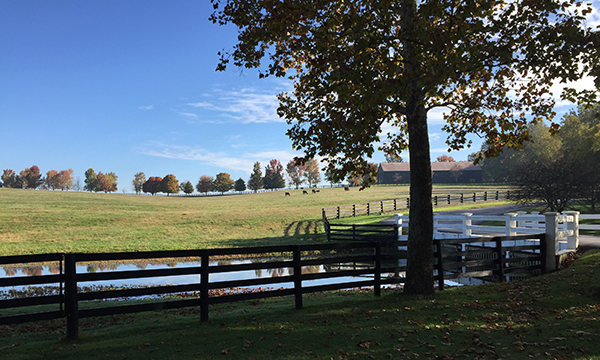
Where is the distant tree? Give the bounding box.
[436,155,455,162]
[58,169,74,190]
[1,169,17,188]
[235,178,246,192]
[143,177,162,195]
[304,159,321,187]
[384,153,404,163]
[286,160,307,189]
[160,174,179,196]
[180,181,194,195]
[84,168,99,192]
[264,159,286,189]
[97,172,118,193]
[196,175,214,194]
[72,176,82,191]
[214,172,235,193]
[45,170,60,190]
[132,172,146,195]
[20,165,42,189]
[247,162,263,192]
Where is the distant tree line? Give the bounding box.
[474,104,600,212]
[1,166,76,191]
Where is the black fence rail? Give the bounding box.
[326,223,399,242]
[0,233,544,339]
[323,190,517,220]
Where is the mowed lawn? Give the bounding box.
[0,185,511,256]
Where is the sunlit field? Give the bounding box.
[0,185,512,256]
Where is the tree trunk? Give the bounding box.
[402,0,434,295]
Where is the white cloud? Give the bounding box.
[138,105,154,110]
[137,142,301,175]
[186,87,286,124]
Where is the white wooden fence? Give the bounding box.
[394,211,600,271]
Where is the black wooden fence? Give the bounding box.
[322,190,516,220]
[0,234,544,339]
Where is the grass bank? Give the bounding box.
[1,250,599,359]
[0,185,512,256]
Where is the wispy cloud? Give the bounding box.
[138,105,154,110]
[185,87,286,124]
[136,142,301,174]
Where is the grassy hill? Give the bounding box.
[0,185,511,256]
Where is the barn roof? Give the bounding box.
[379,161,481,172]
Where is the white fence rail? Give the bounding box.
[394,211,599,257]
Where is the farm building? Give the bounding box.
[377,161,482,184]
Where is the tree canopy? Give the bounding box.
[212,0,598,295]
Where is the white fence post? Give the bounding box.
[395,213,403,239]
[505,213,517,236]
[564,211,580,250]
[463,213,473,237]
[544,212,559,272]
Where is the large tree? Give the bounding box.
[1,169,18,188]
[263,159,286,189]
[97,172,118,193]
[58,169,74,191]
[214,172,235,194]
[247,162,263,192]
[132,172,147,195]
[160,174,180,196]
[84,168,99,192]
[20,165,42,189]
[286,160,307,189]
[143,176,162,195]
[45,170,60,190]
[212,0,598,294]
[196,175,215,194]
[303,159,321,188]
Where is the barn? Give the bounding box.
[377,161,482,184]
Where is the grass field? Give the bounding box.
[1,249,599,359]
[0,185,512,256]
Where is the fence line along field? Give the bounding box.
[0,185,512,256]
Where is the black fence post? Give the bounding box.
[374,242,381,297]
[293,245,303,309]
[353,204,356,217]
[473,192,477,202]
[406,197,410,208]
[337,206,341,219]
[484,192,488,201]
[447,194,451,205]
[200,250,209,322]
[496,191,499,200]
[64,253,78,340]
[460,193,464,203]
[495,238,505,282]
[367,203,370,216]
[394,199,397,211]
[352,225,356,241]
[507,190,510,200]
[434,196,438,206]
[434,240,445,291]
[380,201,384,214]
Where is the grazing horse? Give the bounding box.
[285,192,290,197]
[344,186,350,191]
[303,190,308,195]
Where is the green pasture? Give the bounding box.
[0,185,512,256]
[2,250,599,359]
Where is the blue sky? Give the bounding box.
[1,1,597,192]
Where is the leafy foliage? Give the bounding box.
[1,169,19,188]
[160,174,179,196]
[436,155,455,162]
[196,175,214,194]
[20,165,42,189]
[286,160,307,189]
[180,180,194,195]
[143,177,162,195]
[132,172,146,195]
[303,159,321,187]
[214,172,235,193]
[211,0,598,294]
[247,162,263,192]
[263,159,286,189]
[234,178,246,192]
[84,168,98,192]
[97,172,118,193]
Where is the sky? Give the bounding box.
[1,1,598,192]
